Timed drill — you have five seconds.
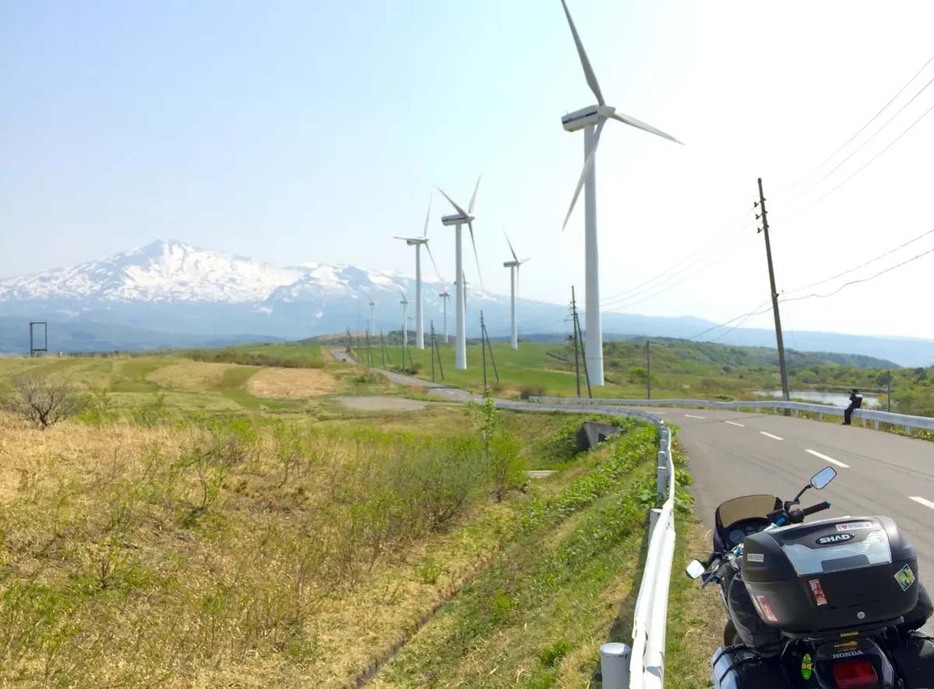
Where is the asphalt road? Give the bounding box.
[650,406,934,634]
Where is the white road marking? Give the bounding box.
[909,496,934,511]
[805,449,850,469]
[760,431,783,441]
[724,420,745,427]
[685,414,706,419]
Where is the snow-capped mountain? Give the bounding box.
[0,240,307,304]
[0,240,515,346]
[2,240,931,365]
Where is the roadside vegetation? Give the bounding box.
[354,336,934,417]
[0,348,667,687]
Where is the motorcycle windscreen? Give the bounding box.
[716,495,782,530]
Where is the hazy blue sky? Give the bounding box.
[3,1,934,339]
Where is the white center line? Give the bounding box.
[760,431,783,441]
[724,420,745,427]
[685,414,706,419]
[805,449,850,469]
[910,496,934,511]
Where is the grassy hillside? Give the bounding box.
[0,351,681,687]
[352,336,933,416]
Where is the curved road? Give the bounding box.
[648,406,934,634]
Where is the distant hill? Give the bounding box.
[1,239,931,366]
[603,338,899,370]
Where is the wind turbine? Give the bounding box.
[502,232,530,350]
[439,177,482,371]
[399,289,409,348]
[438,287,451,343]
[363,291,376,337]
[394,195,441,350]
[558,0,681,385]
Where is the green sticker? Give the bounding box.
[895,564,916,591]
[801,652,813,680]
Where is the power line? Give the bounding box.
[602,231,759,311]
[600,221,755,307]
[686,299,772,341]
[707,305,774,343]
[784,226,934,295]
[807,73,934,192]
[800,99,934,212]
[795,51,934,188]
[599,213,756,306]
[781,244,934,304]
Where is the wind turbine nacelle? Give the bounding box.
[441,213,470,226]
[503,261,520,268]
[561,105,603,132]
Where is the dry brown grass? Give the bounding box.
[0,403,549,687]
[246,367,339,399]
[145,360,242,390]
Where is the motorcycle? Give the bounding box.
[686,466,934,689]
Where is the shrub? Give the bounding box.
[79,385,119,426]
[518,384,546,400]
[3,372,84,429]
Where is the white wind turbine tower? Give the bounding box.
[558,0,681,386]
[399,289,409,348]
[438,286,451,343]
[439,177,482,371]
[364,292,376,337]
[394,195,441,350]
[502,232,530,350]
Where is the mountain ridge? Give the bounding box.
[1,240,932,366]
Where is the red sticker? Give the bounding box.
[809,579,828,606]
[756,595,779,622]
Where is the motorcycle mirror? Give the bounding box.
[810,466,837,491]
[685,560,706,580]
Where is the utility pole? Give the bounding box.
[380,330,387,367]
[755,177,790,409]
[430,321,436,382]
[484,317,499,384]
[480,311,488,391]
[571,287,581,398]
[887,371,892,412]
[572,287,592,399]
[434,321,445,381]
[646,339,651,400]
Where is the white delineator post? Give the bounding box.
[583,124,604,386]
[415,245,424,349]
[455,224,466,370]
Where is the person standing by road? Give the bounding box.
[843,389,863,425]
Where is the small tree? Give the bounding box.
[3,372,84,429]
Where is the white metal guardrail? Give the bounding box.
[497,399,676,687]
[529,397,934,435]
[523,394,934,687]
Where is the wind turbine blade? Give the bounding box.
[467,221,483,288]
[468,175,481,215]
[562,117,605,230]
[504,230,518,263]
[560,0,604,106]
[521,257,531,264]
[425,242,444,282]
[438,187,467,217]
[422,193,432,237]
[610,111,682,144]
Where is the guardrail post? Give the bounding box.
[599,642,631,688]
[657,451,668,501]
[648,507,662,542]
[905,424,912,436]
